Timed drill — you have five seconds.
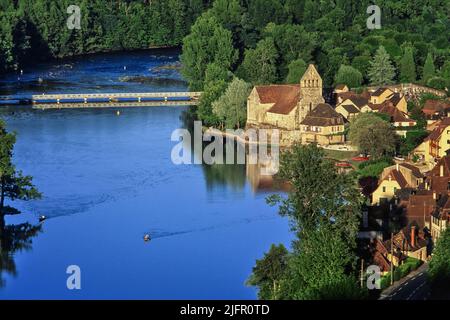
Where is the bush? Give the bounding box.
[357,157,394,178]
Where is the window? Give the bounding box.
[382,186,386,193]
[393,187,397,193]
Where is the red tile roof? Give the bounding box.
[255,85,300,115]
[422,100,450,115]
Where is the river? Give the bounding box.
[0,49,291,299]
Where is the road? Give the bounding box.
[380,264,431,300]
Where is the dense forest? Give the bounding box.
[1,0,449,90]
[0,0,209,73]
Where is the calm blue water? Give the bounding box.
[0,50,291,299]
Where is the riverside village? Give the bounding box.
[241,63,450,296]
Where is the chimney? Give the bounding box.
[440,165,444,177]
[411,226,416,248]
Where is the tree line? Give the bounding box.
[0,0,211,74]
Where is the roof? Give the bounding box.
[335,84,348,90]
[371,87,393,97]
[422,100,450,114]
[254,85,300,115]
[400,163,424,179]
[300,103,344,127]
[340,104,360,114]
[389,93,403,106]
[378,102,415,123]
[347,96,369,108]
[383,170,408,188]
[428,156,450,177]
[424,118,450,142]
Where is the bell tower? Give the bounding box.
[298,64,325,123]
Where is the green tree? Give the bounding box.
[335,65,363,88]
[239,37,279,85]
[280,229,365,300]
[422,52,435,84]
[286,58,307,84]
[246,244,289,300]
[428,228,450,290]
[348,113,397,159]
[399,46,416,83]
[0,120,41,225]
[267,144,362,245]
[180,13,237,90]
[368,46,396,86]
[249,144,364,300]
[212,77,252,129]
[197,79,229,127]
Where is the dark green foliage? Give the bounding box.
[181,12,237,91]
[246,244,289,300]
[398,130,429,156]
[348,113,397,159]
[238,37,278,85]
[0,0,209,73]
[0,119,41,215]
[335,65,363,88]
[357,160,393,179]
[286,59,307,84]
[429,228,450,289]
[248,145,366,300]
[399,46,416,83]
[422,52,436,84]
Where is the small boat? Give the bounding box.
[143,234,151,242]
[39,215,47,222]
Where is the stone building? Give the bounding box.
[246,64,327,145]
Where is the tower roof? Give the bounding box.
[300,64,322,83]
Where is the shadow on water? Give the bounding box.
[0,215,42,288]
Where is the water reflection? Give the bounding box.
[180,109,287,194]
[0,215,42,287]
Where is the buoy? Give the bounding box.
[39,215,47,222]
[20,69,23,75]
[116,110,120,116]
[144,234,151,242]
[123,66,127,70]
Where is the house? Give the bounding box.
[422,99,450,123]
[247,64,324,132]
[413,118,450,163]
[402,191,437,228]
[423,155,450,194]
[373,225,428,271]
[334,84,349,94]
[335,104,360,121]
[388,93,408,114]
[371,163,423,205]
[430,194,449,241]
[369,88,394,105]
[372,168,409,205]
[400,156,450,231]
[299,103,345,145]
[377,102,416,129]
[383,163,424,188]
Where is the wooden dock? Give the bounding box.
[30,91,202,109]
